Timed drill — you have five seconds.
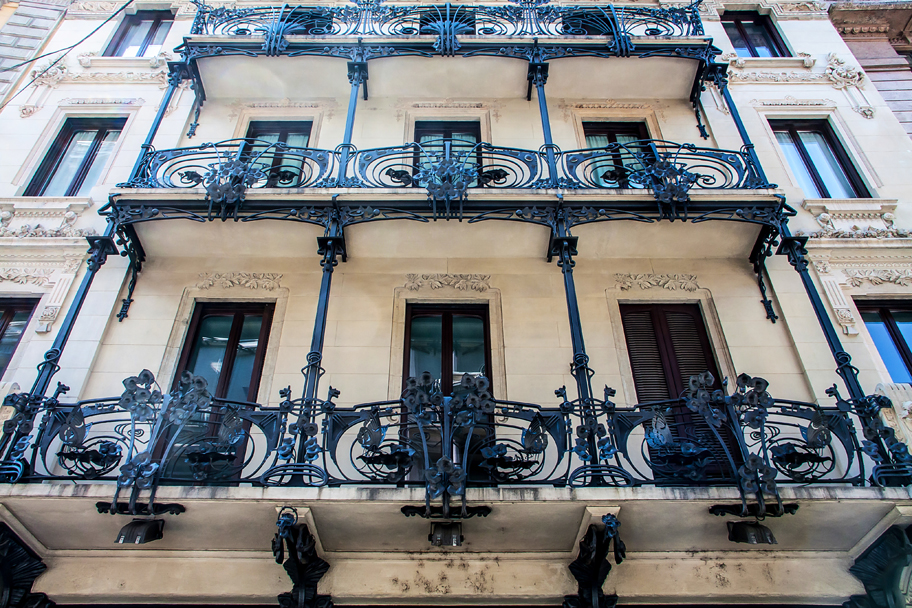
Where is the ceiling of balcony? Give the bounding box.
[196,55,700,101]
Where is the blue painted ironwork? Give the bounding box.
[188,0,705,51]
[564,514,625,608]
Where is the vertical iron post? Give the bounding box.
[128,68,185,182]
[550,211,598,463]
[0,225,120,464]
[776,222,865,401]
[337,61,368,185]
[716,75,768,186]
[298,210,346,462]
[528,61,558,187]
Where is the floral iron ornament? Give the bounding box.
[102,370,212,515]
[181,158,267,221]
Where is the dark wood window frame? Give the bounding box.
[856,301,912,381]
[24,117,127,197]
[769,119,870,199]
[402,303,492,396]
[721,11,789,58]
[413,120,482,145]
[582,121,651,188]
[243,120,314,187]
[174,301,275,402]
[103,10,174,58]
[0,299,38,377]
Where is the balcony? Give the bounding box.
[116,137,776,220]
[178,0,717,102]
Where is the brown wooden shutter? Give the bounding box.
[620,303,720,402]
[619,309,672,402]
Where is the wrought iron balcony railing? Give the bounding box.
[120,138,773,221]
[0,369,909,517]
[188,0,705,57]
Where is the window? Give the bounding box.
[858,303,912,384]
[620,303,720,401]
[404,303,491,396]
[176,302,275,402]
[414,120,481,151]
[582,122,649,188]
[721,11,788,58]
[104,11,173,58]
[25,118,126,197]
[770,120,869,199]
[0,300,37,377]
[620,303,741,481]
[243,120,313,188]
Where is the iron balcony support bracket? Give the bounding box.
[115,224,146,322]
[563,514,626,608]
[0,523,55,608]
[274,507,333,608]
[748,227,779,324]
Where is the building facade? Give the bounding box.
[0,0,910,605]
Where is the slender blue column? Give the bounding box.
[337,61,367,184]
[528,62,559,187]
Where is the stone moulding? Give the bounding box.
[404,273,490,292]
[615,273,699,291]
[843,269,912,287]
[196,272,283,290]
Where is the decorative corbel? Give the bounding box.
[273,507,332,608]
[563,514,626,608]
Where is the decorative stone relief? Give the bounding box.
[615,273,699,291]
[875,383,912,445]
[404,274,490,292]
[749,96,836,108]
[799,200,908,239]
[0,269,53,286]
[0,211,97,238]
[729,70,828,84]
[196,272,283,290]
[558,99,658,121]
[227,98,339,121]
[78,51,171,69]
[843,269,912,287]
[721,52,815,69]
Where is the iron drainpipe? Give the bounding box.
[337,61,367,185]
[777,221,866,401]
[528,61,559,187]
[127,69,184,182]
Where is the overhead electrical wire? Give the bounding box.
[0,0,136,113]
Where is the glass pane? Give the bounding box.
[275,132,309,187]
[409,315,443,385]
[42,131,97,196]
[722,22,752,57]
[775,130,822,198]
[185,314,234,392]
[118,19,153,57]
[585,134,610,149]
[861,311,912,383]
[893,310,912,362]
[143,19,171,57]
[452,131,477,151]
[741,21,778,57]
[75,129,120,196]
[224,314,264,402]
[0,310,31,375]
[797,130,857,198]
[452,315,486,386]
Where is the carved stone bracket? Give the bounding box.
[196,272,283,290]
[800,200,906,240]
[404,273,490,292]
[614,273,699,291]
